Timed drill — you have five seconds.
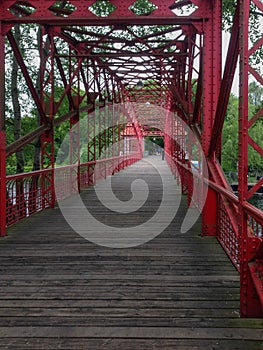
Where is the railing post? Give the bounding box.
[201,0,221,236]
[0,131,6,237]
[39,28,55,209]
[0,31,6,237]
[238,0,263,318]
[202,188,218,236]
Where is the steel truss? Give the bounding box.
[0,0,262,317]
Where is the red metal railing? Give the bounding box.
[166,152,263,316]
[6,153,141,229]
[6,169,52,227]
[166,153,263,264]
[218,198,240,270]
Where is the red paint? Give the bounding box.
[0,131,6,237]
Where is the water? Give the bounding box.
[248,195,263,237]
[249,194,263,211]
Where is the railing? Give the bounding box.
[6,169,52,227]
[166,152,263,315]
[6,153,141,228]
[218,198,240,270]
[166,153,263,266]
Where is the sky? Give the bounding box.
[222,31,239,96]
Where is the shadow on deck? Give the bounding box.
[0,157,262,349]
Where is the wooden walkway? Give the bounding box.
[0,157,262,349]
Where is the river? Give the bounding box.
[249,194,263,211]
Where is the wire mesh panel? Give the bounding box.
[218,197,240,270]
[6,170,53,226]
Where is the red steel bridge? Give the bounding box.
[0,0,262,321]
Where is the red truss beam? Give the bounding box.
[47,17,200,116]
[199,0,221,238]
[192,47,203,125]
[39,31,55,208]
[238,0,263,318]
[209,4,239,156]
[0,17,208,29]
[7,30,49,126]
[54,45,75,111]
[54,32,125,93]
[0,0,207,21]
[0,33,6,237]
[201,0,221,156]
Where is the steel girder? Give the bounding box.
[238,0,263,318]
[0,33,5,237]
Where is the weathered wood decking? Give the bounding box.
[0,157,262,349]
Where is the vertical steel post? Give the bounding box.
[69,49,81,193]
[0,30,6,236]
[40,29,55,208]
[202,0,221,236]
[239,0,249,317]
[238,0,261,318]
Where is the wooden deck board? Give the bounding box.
[0,157,262,349]
[0,338,262,350]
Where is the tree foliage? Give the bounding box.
[222,0,263,76]
[222,84,263,179]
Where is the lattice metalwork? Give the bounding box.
[218,197,240,270]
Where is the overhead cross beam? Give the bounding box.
[209,5,240,157]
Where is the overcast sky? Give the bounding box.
[222,32,239,96]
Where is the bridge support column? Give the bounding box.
[0,32,6,237]
[40,29,55,208]
[238,0,263,318]
[202,187,217,236]
[0,131,6,237]
[69,61,81,194]
[200,0,221,237]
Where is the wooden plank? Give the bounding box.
[0,316,262,328]
[0,285,240,294]
[0,307,240,318]
[0,293,240,301]
[0,274,241,281]
[0,280,240,287]
[0,326,262,340]
[0,338,262,350]
[0,299,240,308]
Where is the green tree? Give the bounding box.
[248,81,263,107]
[222,94,239,174]
[222,89,263,179]
[11,25,24,174]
